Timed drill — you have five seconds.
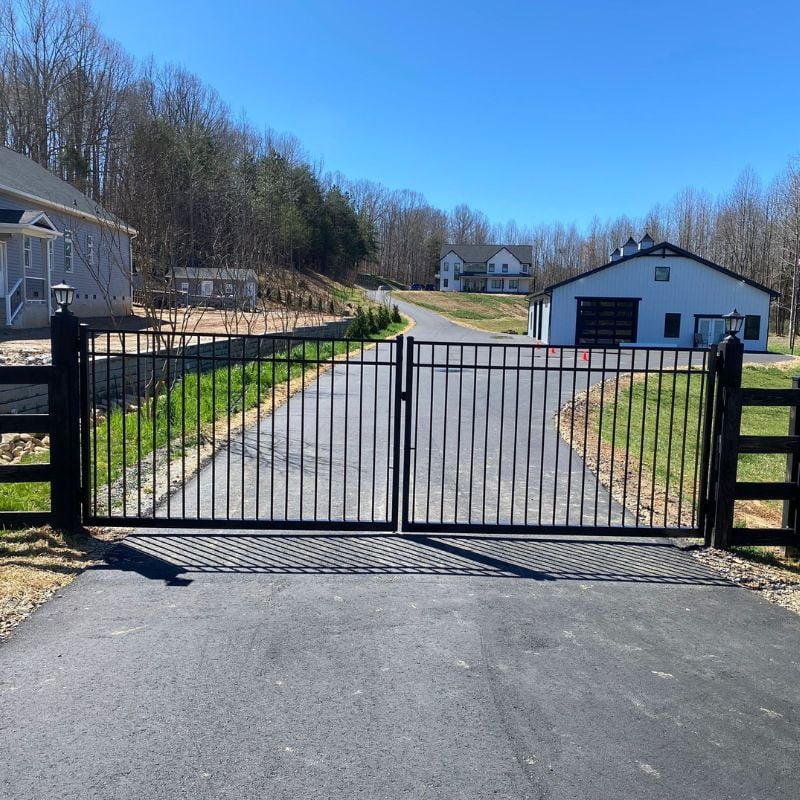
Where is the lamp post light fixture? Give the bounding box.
[722,307,745,338]
[51,282,75,312]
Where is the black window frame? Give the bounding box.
[664,312,681,339]
[654,266,670,282]
[744,314,760,341]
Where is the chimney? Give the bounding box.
[638,232,654,251]
[610,246,622,262]
[621,236,638,257]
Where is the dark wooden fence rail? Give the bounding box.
[711,379,800,551]
[0,364,58,528]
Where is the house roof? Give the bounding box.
[441,243,533,264]
[0,146,135,234]
[532,241,780,299]
[0,208,61,238]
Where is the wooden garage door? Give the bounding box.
[575,297,639,346]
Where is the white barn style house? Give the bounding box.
[0,145,135,328]
[438,244,533,294]
[528,236,778,351]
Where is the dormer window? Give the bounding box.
[488,263,495,272]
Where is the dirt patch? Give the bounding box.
[689,545,800,616]
[0,527,122,640]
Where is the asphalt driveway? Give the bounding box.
[1,297,798,799]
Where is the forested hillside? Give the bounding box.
[2,0,800,327]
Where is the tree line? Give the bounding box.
[2,0,800,331]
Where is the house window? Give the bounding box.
[522,264,529,274]
[63,230,73,272]
[664,313,681,338]
[744,315,761,340]
[443,278,449,288]
[86,234,94,267]
[488,263,495,272]
[47,239,54,270]
[491,279,503,289]
[23,235,31,269]
[444,262,449,271]
[655,266,670,281]
[509,280,519,289]
[224,283,234,295]
[453,262,460,271]
[201,280,213,297]
[502,263,508,273]
[180,282,189,293]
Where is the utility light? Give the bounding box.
[52,282,75,311]
[723,308,744,337]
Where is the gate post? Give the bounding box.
[710,332,744,549]
[50,301,82,531]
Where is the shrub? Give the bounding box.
[391,304,401,324]
[345,307,369,338]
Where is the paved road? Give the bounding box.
[2,297,799,799]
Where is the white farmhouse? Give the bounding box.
[439,244,533,294]
[528,236,778,351]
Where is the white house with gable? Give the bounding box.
[438,244,533,294]
[528,235,778,351]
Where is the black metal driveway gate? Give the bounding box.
[401,338,714,536]
[80,329,714,536]
[81,329,403,530]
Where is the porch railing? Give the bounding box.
[6,277,23,325]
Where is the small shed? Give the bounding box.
[171,267,258,310]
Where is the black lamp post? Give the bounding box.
[719,307,745,389]
[722,308,745,338]
[52,282,75,313]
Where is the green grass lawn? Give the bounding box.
[394,291,529,333]
[0,321,405,514]
[593,363,796,527]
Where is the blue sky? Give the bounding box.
[93,0,800,229]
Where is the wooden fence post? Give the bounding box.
[50,307,82,531]
[783,376,800,559]
[710,333,744,549]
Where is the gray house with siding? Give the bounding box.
[0,145,135,328]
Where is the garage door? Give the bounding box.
[575,297,639,346]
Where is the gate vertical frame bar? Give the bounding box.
[79,324,91,521]
[401,335,414,531]
[698,345,718,543]
[390,335,404,529]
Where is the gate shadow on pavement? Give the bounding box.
[99,532,729,587]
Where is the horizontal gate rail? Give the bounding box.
[402,339,712,535]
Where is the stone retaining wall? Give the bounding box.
[0,319,350,415]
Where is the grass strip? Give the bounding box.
[0,322,406,513]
